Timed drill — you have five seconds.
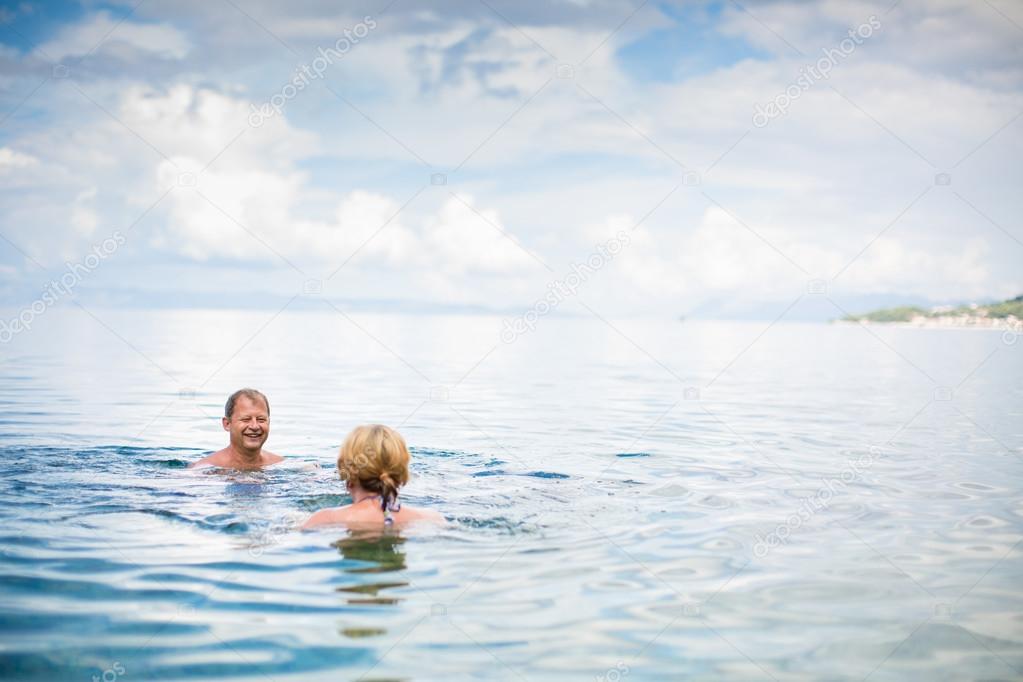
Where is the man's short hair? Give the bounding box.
[225,388,270,419]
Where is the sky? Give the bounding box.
[0,0,1021,320]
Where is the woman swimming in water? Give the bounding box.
[302,424,444,529]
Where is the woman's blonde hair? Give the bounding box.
[337,424,410,510]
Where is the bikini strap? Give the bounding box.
[362,494,400,525]
[383,496,400,525]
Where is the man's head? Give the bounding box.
[222,388,270,455]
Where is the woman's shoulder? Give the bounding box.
[302,504,444,530]
[397,506,445,524]
[301,506,352,529]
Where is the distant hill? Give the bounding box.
[839,295,1023,327]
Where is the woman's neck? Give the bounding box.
[349,485,379,505]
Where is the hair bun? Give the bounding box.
[336,425,411,511]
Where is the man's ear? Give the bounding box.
[222,417,230,432]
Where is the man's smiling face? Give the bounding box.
[223,395,270,454]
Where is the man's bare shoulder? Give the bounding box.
[262,451,285,465]
[189,448,232,469]
[190,449,285,469]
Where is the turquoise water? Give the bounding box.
[1,308,1021,680]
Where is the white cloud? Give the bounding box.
[422,196,537,274]
[836,235,991,298]
[602,202,1001,309]
[159,161,535,277]
[71,187,98,236]
[0,147,39,170]
[614,206,804,302]
[719,0,1023,76]
[131,85,536,279]
[37,11,190,61]
[121,84,314,168]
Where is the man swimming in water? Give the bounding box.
[190,388,284,470]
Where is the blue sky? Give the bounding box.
[0,0,1021,319]
[617,2,768,82]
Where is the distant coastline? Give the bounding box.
[836,295,1022,330]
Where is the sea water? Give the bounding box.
[0,307,1020,680]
